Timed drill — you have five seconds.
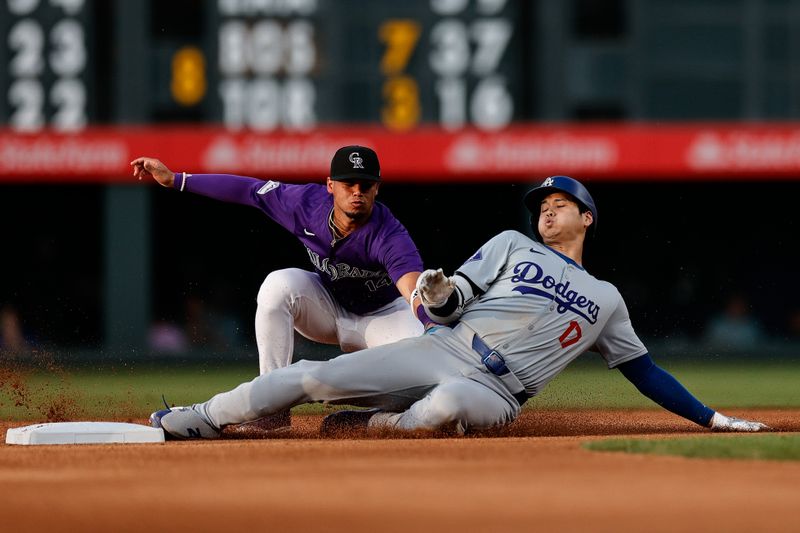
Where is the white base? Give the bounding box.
[5,422,165,445]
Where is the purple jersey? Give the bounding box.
[174,173,423,314]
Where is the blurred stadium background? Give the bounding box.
[1,0,798,365]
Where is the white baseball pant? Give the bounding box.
[254,268,423,374]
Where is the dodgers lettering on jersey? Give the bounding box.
[455,230,647,396]
[179,174,423,314]
[510,260,601,323]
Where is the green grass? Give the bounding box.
[2,358,799,421]
[530,359,800,409]
[584,434,800,461]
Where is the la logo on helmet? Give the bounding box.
[543,177,555,187]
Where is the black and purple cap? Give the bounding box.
[330,145,381,182]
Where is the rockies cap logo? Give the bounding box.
[330,145,380,181]
[349,152,364,169]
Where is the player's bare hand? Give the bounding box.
[130,157,174,187]
[417,268,455,308]
[710,412,770,432]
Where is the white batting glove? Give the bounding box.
[416,268,456,308]
[709,412,770,432]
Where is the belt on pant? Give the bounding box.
[471,334,530,407]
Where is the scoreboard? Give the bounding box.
[0,0,530,132]
[205,0,525,132]
[3,0,800,181]
[0,0,93,132]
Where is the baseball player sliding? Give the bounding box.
[132,146,430,433]
[150,176,768,438]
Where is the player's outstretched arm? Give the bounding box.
[130,161,277,209]
[399,271,440,332]
[616,354,770,432]
[130,156,174,187]
[396,271,421,303]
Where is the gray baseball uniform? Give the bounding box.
[194,230,649,433]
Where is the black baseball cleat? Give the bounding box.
[320,408,381,437]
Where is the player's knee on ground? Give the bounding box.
[423,382,476,432]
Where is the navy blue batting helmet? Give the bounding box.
[523,175,598,241]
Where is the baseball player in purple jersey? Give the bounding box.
[131,146,429,433]
[150,176,768,438]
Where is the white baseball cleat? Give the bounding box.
[710,412,770,432]
[150,406,220,440]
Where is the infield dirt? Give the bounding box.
[1,408,799,532]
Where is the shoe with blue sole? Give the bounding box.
[150,404,220,440]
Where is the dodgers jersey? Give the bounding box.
[456,230,647,396]
[174,173,423,314]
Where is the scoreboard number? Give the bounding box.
[171,46,207,107]
[429,7,513,131]
[217,14,317,131]
[380,19,421,131]
[4,0,88,132]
